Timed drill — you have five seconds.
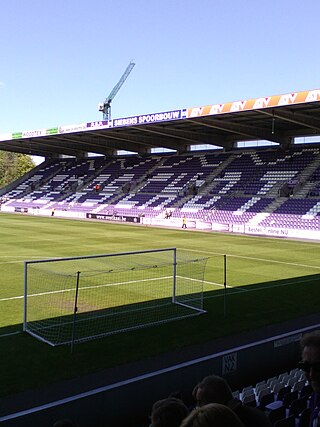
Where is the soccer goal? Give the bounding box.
[23,248,208,346]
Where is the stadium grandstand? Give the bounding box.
[0,88,320,426]
[0,89,320,240]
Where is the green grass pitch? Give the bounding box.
[0,212,319,397]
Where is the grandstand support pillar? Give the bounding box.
[47,153,63,160]
[224,141,236,151]
[76,152,88,160]
[137,146,151,156]
[177,144,190,155]
[101,148,117,157]
[280,136,293,151]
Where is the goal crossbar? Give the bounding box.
[23,248,208,346]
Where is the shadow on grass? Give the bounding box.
[1,273,320,398]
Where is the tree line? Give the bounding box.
[0,152,35,188]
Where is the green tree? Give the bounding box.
[0,151,35,188]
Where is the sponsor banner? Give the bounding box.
[0,133,12,141]
[7,128,58,139]
[196,221,212,230]
[86,120,110,130]
[186,220,196,228]
[59,123,87,134]
[232,224,245,233]
[54,210,86,219]
[187,88,320,118]
[85,110,187,131]
[244,225,320,240]
[110,109,186,128]
[5,109,188,142]
[245,225,289,237]
[152,218,180,227]
[12,132,23,139]
[151,217,197,228]
[3,88,320,140]
[22,128,48,138]
[86,212,141,223]
[212,222,230,232]
[46,127,59,135]
[1,206,15,213]
[14,207,28,213]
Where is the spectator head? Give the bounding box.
[180,403,245,427]
[150,397,189,427]
[53,419,78,427]
[195,375,233,407]
[300,330,320,393]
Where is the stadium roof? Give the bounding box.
[1,89,320,158]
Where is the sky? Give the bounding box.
[0,0,319,136]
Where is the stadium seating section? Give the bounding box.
[231,368,313,426]
[1,144,320,231]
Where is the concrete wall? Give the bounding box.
[1,325,316,427]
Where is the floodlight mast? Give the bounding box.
[99,61,135,120]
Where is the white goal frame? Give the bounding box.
[23,248,207,346]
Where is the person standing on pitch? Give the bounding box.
[182,216,187,229]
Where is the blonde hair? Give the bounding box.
[180,403,245,427]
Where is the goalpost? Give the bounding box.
[23,248,208,346]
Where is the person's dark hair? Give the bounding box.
[300,330,320,350]
[53,419,78,427]
[168,391,182,400]
[196,375,233,406]
[180,403,246,427]
[151,397,189,427]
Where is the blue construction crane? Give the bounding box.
[98,61,135,120]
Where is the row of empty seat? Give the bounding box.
[1,145,320,231]
[232,368,313,426]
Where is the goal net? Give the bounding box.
[23,248,208,346]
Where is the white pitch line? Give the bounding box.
[1,274,319,338]
[0,256,51,258]
[1,269,319,303]
[187,277,249,292]
[0,256,59,265]
[200,274,320,300]
[0,276,173,302]
[230,254,320,270]
[179,247,320,270]
[0,330,22,338]
[179,272,320,297]
[0,295,24,302]
[0,260,26,265]
[180,276,236,290]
